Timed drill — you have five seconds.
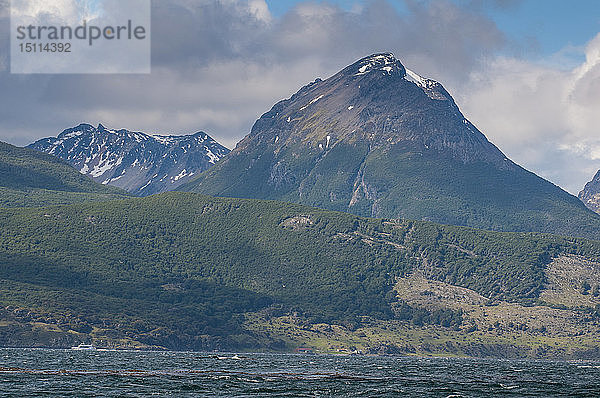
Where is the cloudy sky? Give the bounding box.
[1,0,600,194]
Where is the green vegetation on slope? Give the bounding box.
[1,192,600,351]
[180,141,600,240]
[0,141,128,207]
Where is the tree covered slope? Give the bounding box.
[0,141,128,207]
[1,192,600,352]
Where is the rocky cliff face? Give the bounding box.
[179,53,600,238]
[579,170,600,213]
[230,53,513,172]
[29,123,230,196]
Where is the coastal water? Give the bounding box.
[1,349,599,397]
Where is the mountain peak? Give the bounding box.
[341,53,451,102]
[239,53,508,169]
[178,53,600,238]
[348,52,405,77]
[29,123,230,196]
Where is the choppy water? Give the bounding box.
[1,349,600,397]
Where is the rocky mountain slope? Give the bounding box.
[0,140,128,208]
[579,170,600,213]
[29,123,230,196]
[179,53,600,239]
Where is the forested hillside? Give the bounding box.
[1,192,600,354]
[0,141,128,207]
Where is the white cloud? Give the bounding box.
[2,0,600,195]
[9,0,99,22]
[457,32,600,194]
[247,0,271,23]
[2,0,506,143]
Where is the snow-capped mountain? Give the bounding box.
[579,170,600,214]
[179,53,599,238]
[29,123,230,196]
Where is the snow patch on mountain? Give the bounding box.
[404,67,450,101]
[354,53,401,76]
[405,68,425,85]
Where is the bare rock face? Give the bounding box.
[179,53,600,238]
[228,53,512,171]
[29,123,229,196]
[579,170,600,213]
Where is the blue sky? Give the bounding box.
[489,0,600,56]
[266,0,600,59]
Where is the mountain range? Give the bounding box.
[179,53,600,240]
[29,123,230,196]
[4,53,600,357]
